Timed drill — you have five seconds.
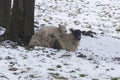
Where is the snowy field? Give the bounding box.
[0,0,120,80]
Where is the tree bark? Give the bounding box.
[0,0,4,26]
[0,0,11,28]
[3,0,35,46]
[23,0,35,45]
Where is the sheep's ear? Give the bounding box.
[58,24,62,27]
[58,24,65,28]
[70,28,74,32]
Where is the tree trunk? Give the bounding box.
[0,0,4,26]
[0,0,11,28]
[3,0,34,46]
[23,0,35,45]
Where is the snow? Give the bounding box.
[0,0,120,80]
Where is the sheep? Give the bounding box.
[28,25,66,47]
[39,24,66,38]
[29,25,81,51]
[52,29,81,51]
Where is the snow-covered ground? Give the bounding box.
[0,0,120,80]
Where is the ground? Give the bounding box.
[0,0,120,80]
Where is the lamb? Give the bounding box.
[39,24,66,38]
[29,25,81,51]
[52,29,81,51]
[28,25,66,47]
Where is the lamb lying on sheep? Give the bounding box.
[53,29,81,51]
[28,25,66,47]
[39,25,66,38]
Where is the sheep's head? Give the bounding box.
[58,24,67,33]
[70,29,81,40]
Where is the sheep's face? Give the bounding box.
[72,30,81,40]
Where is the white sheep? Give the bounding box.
[28,25,66,47]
